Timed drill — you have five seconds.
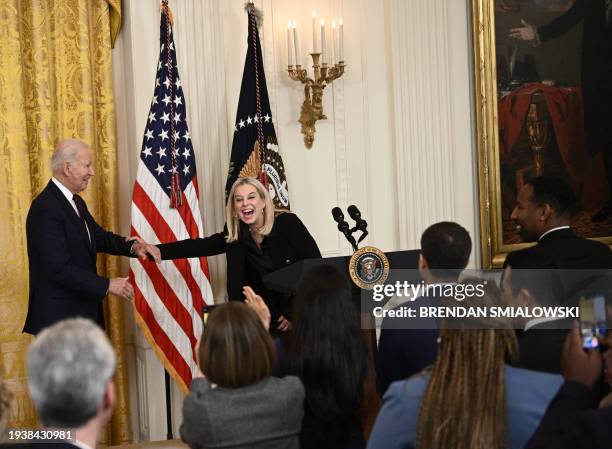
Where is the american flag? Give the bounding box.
[129,3,212,392]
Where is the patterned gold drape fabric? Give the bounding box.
[0,1,130,444]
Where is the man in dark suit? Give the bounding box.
[24,318,116,449]
[502,258,573,374]
[23,139,155,335]
[504,176,612,303]
[376,221,472,394]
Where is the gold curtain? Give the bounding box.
[0,0,131,444]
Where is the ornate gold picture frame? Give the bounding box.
[471,0,612,268]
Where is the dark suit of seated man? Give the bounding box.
[23,139,156,335]
[502,258,574,374]
[504,176,612,306]
[376,221,472,395]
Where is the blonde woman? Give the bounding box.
[157,177,320,334]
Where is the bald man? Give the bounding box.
[23,139,155,335]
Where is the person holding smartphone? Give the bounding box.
[526,320,612,449]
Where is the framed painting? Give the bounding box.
[471,0,612,268]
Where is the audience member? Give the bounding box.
[367,281,564,449]
[248,264,371,449]
[376,221,472,394]
[526,322,612,449]
[180,302,304,449]
[505,176,612,303]
[26,318,116,449]
[502,262,572,373]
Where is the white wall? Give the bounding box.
[112,0,477,441]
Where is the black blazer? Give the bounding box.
[526,381,612,449]
[504,228,612,304]
[23,181,133,334]
[157,212,321,301]
[505,228,612,270]
[515,318,573,374]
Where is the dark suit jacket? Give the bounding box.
[516,318,573,374]
[504,228,612,304]
[158,212,321,301]
[526,381,612,449]
[376,296,440,395]
[23,181,133,334]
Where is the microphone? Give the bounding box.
[348,205,369,243]
[331,207,358,252]
[332,207,345,225]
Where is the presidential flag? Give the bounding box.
[226,4,290,210]
[129,2,212,392]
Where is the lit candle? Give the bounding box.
[320,19,327,64]
[332,20,338,65]
[287,22,293,67]
[292,21,301,66]
[339,18,344,62]
[312,11,317,53]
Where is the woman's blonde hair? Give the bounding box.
[225,177,275,242]
[416,280,518,449]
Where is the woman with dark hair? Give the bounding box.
[180,301,304,449]
[147,177,321,334]
[246,264,371,449]
[367,281,564,449]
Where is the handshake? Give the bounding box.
[107,237,162,301]
[129,236,162,264]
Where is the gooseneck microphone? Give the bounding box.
[347,205,369,244]
[331,207,358,252]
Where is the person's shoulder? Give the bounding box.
[274,211,300,224]
[29,182,56,206]
[187,377,213,396]
[270,375,305,397]
[386,370,431,399]
[505,364,564,391]
[505,245,538,267]
[576,236,612,253]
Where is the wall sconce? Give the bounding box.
[287,12,345,149]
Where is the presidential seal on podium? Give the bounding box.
[349,246,389,290]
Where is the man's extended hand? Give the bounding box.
[108,277,134,300]
[132,242,161,263]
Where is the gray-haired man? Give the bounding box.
[26,318,116,449]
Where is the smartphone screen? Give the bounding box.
[579,295,607,349]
